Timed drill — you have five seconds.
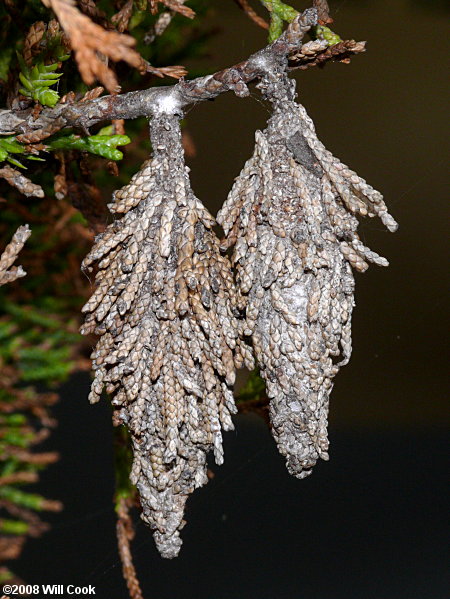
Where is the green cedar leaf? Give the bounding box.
[6,156,26,169]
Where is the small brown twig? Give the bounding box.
[0,166,44,198]
[0,472,39,486]
[234,0,269,30]
[111,0,133,33]
[116,497,143,599]
[159,0,195,19]
[0,536,26,561]
[290,39,366,70]
[77,0,107,21]
[3,449,59,465]
[0,225,32,287]
[313,0,333,25]
[23,21,46,65]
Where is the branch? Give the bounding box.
[0,8,366,142]
[0,10,319,138]
[0,225,31,287]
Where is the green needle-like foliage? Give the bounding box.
[0,486,49,511]
[260,0,299,41]
[259,0,342,44]
[0,136,44,169]
[0,567,15,583]
[0,297,73,577]
[0,519,29,535]
[17,54,65,107]
[0,126,130,170]
[0,301,78,384]
[47,127,131,161]
[311,24,342,45]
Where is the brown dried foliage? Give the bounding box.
[23,21,46,65]
[40,0,188,92]
[0,225,31,287]
[313,0,333,25]
[79,86,104,102]
[77,0,106,20]
[138,58,187,79]
[15,117,66,144]
[291,39,367,70]
[0,167,44,199]
[143,1,195,46]
[41,0,142,92]
[158,0,195,19]
[111,0,134,33]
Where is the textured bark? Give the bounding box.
[0,10,364,141]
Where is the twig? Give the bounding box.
[0,472,38,486]
[116,498,143,599]
[144,1,191,44]
[111,0,133,33]
[41,0,142,92]
[0,10,322,137]
[0,166,44,198]
[0,501,48,537]
[3,449,59,465]
[290,39,366,70]
[313,0,332,24]
[23,21,46,65]
[0,536,26,561]
[0,9,366,143]
[0,225,32,287]
[234,0,269,30]
[159,0,195,19]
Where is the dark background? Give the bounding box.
[18,1,449,597]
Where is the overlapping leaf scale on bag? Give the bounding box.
[218,79,397,480]
[81,115,253,558]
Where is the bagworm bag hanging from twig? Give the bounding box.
[218,73,397,479]
[81,115,253,558]
[81,69,397,558]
